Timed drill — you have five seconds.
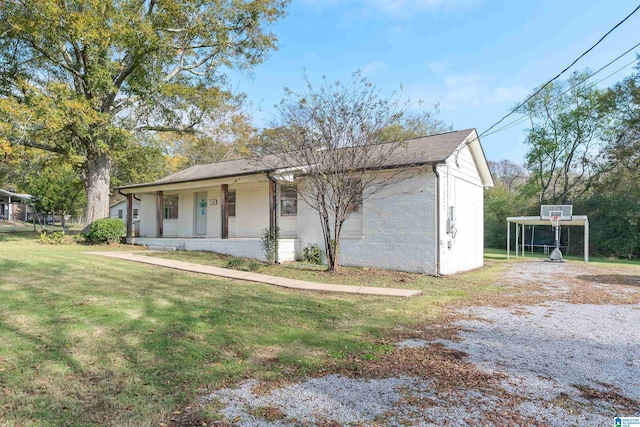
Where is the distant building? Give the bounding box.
[0,189,32,221]
[110,199,141,237]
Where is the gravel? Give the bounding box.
[204,260,640,426]
[204,375,435,426]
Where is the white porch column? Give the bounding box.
[506,220,510,260]
[7,194,11,221]
[584,219,589,263]
[516,221,519,258]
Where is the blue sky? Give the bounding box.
[230,0,640,163]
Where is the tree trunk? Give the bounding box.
[82,153,111,231]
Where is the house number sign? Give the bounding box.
[210,199,218,205]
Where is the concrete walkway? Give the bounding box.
[90,251,422,298]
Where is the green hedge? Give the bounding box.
[84,218,125,244]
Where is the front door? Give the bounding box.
[194,192,207,235]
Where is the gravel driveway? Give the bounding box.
[201,260,640,426]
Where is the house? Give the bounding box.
[109,199,142,237]
[0,189,32,221]
[117,129,494,275]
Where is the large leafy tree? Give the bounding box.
[0,0,288,226]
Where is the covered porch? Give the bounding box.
[119,173,301,262]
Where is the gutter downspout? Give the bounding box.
[432,163,442,276]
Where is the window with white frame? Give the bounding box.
[163,195,179,219]
[118,209,123,219]
[133,208,139,219]
[280,185,297,216]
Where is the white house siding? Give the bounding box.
[233,181,270,238]
[439,145,485,274]
[296,170,438,274]
[139,194,156,237]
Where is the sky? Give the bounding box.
[228,0,640,164]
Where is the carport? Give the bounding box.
[506,215,589,263]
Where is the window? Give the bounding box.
[118,209,123,219]
[228,190,236,217]
[346,179,363,214]
[280,185,297,216]
[133,208,139,219]
[163,195,179,219]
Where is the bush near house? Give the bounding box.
[84,218,126,244]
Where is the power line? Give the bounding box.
[482,54,639,138]
[479,3,640,138]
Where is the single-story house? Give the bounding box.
[117,129,494,275]
[0,189,32,221]
[110,199,141,236]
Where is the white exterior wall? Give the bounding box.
[233,181,269,238]
[296,170,438,274]
[130,237,299,262]
[131,150,487,274]
[438,145,485,274]
[139,195,156,237]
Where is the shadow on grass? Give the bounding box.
[0,255,382,426]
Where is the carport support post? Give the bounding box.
[156,191,163,238]
[126,193,133,240]
[584,219,589,263]
[507,220,510,260]
[516,221,519,258]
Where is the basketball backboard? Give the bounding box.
[540,205,573,221]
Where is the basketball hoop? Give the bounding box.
[549,214,561,228]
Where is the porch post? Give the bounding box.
[268,179,277,232]
[221,184,228,239]
[156,191,163,238]
[7,194,11,221]
[126,193,133,240]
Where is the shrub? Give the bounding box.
[84,218,126,244]
[224,257,243,269]
[246,261,261,272]
[260,226,279,264]
[303,243,322,264]
[39,231,65,245]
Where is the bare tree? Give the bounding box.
[522,71,607,204]
[267,72,417,271]
[488,160,526,192]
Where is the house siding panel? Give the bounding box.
[439,145,485,274]
[297,170,437,274]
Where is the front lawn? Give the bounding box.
[0,233,501,426]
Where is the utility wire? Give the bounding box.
[482,54,639,138]
[479,3,640,138]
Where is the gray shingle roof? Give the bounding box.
[118,129,475,190]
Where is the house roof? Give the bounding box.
[118,129,493,191]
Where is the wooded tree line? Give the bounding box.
[485,64,640,258]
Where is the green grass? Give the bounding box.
[142,250,484,291]
[484,247,640,266]
[0,233,503,426]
